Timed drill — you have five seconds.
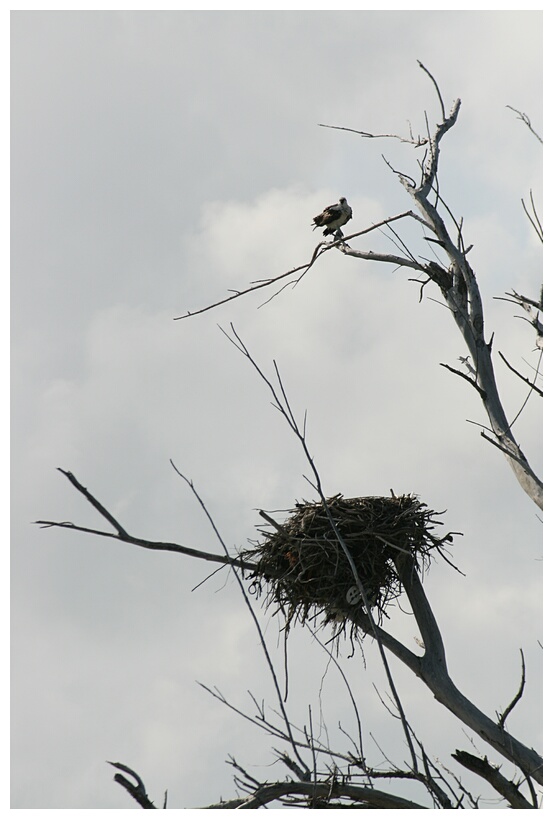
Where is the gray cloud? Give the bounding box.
[12,10,542,809]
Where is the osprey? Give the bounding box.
[312,197,353,237]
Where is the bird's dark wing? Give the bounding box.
[313,203,340,227]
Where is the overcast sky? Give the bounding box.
[11,10,543,811]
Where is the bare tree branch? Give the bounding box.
[169,460,310,776]
[222,325,422,771]
[498,351,543,397]
[497,649,526,729]
[318,122,428,148]
[355,68,543,508]
[35,470,258,573]
[174,211,422,320]
[58,468,129,537]
[506,105,543,144]
[356,564,543,785]
[223,327,543,785]
[439,362,486,397]
[107,761,157,809]
[46,319,543,792]
[451,750,535,809]
[496,288,543,351]
[417,60,446,121]
[230,779,428,809]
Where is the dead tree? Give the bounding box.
[39,64,542,808]
[176,64,543,513]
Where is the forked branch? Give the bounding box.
[35,469,258,573]
[223,328,542,785]
[336,64,543,509]
[174,210,422,320]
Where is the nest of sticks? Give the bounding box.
[243,494,455,639]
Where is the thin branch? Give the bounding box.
[36,470,258,573]
[57,468,129,537]
[417,60,446,121]
[224,326,420,772]
[506,105,543,144]
[198,683,290,745]
[528,191,542,237]
[337,246,426,272]
[277,751,311,782]
[318,122,427,147]
[523,190,543,241]
[307,624,365,765]
[201,681,373,770]
[174,211,423,321]
[439,362,486,398]
[381,153,417,187]
[451,751,534,809]
[382,219,419,264]
[496,289,542,312]
[522,194,543,242]
[174,259,313,320]
[478,430,537,470]
[498,351,543,397]
[35,518,258,571]
[233,779,428,809]
[170,461,310,776]
[415,738,453,808]
[497,649,526,729]
[107,761,157,809]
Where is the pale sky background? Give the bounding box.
[11,10,543,811]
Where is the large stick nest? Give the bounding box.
[243,494,456,638]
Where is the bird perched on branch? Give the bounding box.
[312,197,353,238]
